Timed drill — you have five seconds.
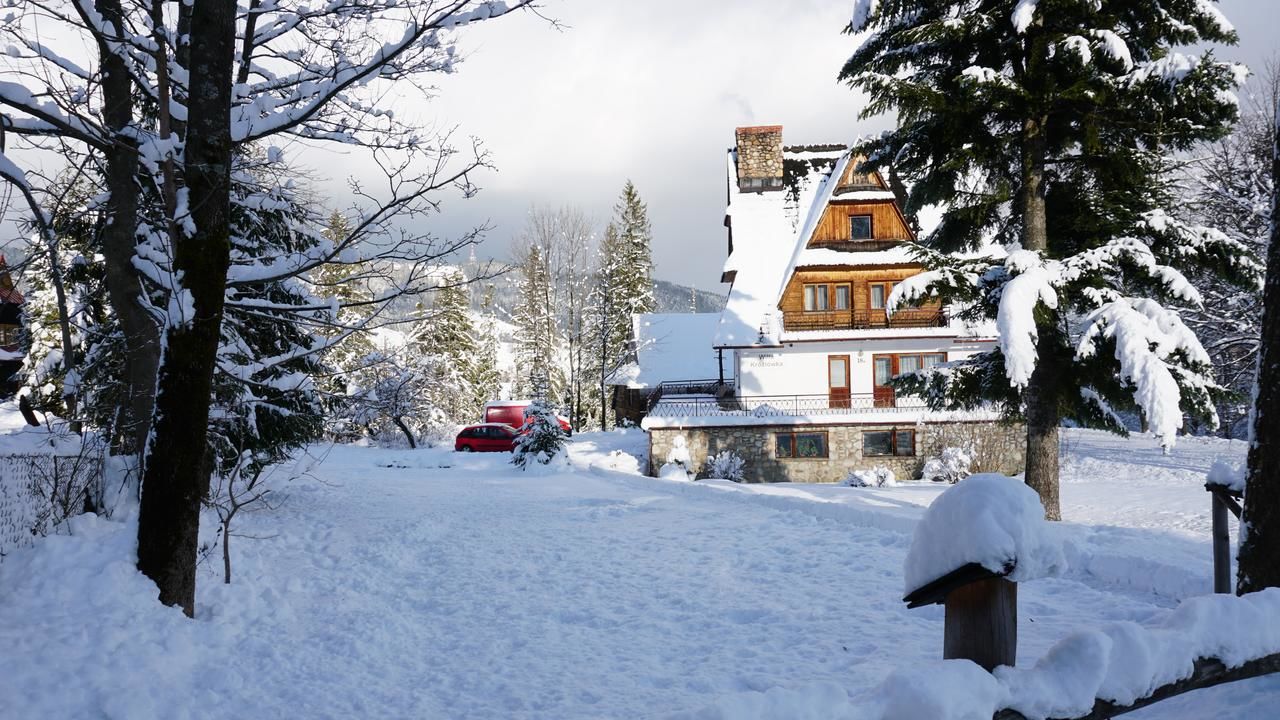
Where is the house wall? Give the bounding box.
[809,200,911,244]
[779,267,931,316]
[735,339,994,398]
[648,421,1025,484]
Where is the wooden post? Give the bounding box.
[1212,490,1231,594]
[944,576,1017,671]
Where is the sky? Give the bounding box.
[324,0,1278,294]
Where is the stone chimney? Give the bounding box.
[735,125,784,192]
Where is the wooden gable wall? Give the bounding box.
[778,266,930,317]
[809,200,913,246]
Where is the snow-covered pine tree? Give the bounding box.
[513,243,561,399]
[409,269,479,425]
[844,0,1254,519]
[467,312,504,419]
[613,181,656,319]
[512,370,567,468]
[1237,82,1280,593]
[1179,63,1276,437]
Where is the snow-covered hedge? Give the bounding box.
[921,446,973,484]
[704,450,745,483]
[841,466,897,487]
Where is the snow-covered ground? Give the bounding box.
[2,428,1276,718]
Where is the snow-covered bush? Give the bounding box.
[658,435,693,481]
[922,446,973,484]
[512,401,567,469]
[704,450,746,482]
[841,466,897,488]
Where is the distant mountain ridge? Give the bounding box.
[459,259,725,319]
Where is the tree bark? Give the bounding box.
[136,0,236,617]
[1237,109,1280,593]
[392,416,417,449]
[96,0,161,455]
[1019,109,1062,521]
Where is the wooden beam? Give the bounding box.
[993,653,1280,720]
[1212,491,1232,594]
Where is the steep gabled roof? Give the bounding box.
[714,146,846,348]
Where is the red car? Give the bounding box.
[454,423,519,452]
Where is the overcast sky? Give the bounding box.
[374,0,1278,293]
[10,1,1271,292]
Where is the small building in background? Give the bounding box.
[608,313,731,426]
[0,256,24,395]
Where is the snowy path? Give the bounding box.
[2,432,1277,718]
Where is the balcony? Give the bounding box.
[808,239,905,253]
[647,392,927,418]
[781,308,946,333]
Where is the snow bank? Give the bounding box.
[904,474,1065,595]
[860,589,1280,720]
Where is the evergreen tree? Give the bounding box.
[843,0,1252,519]
[467,311,504,419]
[613,181,656,318]
[512,370,567,468]
[513,243,561,399]
[409,269,479,425]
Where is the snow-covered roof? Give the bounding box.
[610,313,726,389]
[715,146,847,348]
[714,138,1001,348]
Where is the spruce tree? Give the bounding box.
[613,181,656,318]
[409,269,479,425]
[513,244,561,399]
[843,0,1252,519]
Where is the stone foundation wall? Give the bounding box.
[648,421,1025,484]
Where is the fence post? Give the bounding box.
[1212,490,1231,594]
[943,576,1018,672]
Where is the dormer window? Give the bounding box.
[850,214,873,240]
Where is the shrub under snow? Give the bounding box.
[704,450,746,482]
[921,446,973,484]
[841,466,897,487]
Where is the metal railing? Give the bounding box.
[648,392,927,418]
[645,379,727,411]
[782,308,946,332]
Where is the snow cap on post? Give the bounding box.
[903,474,1065,606]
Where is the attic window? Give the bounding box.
[741,176,783,192]
[850,215,873,240]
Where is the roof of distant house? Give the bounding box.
[610,313,728,389]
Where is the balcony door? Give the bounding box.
[873,355,895,408]
[828,355,851,409]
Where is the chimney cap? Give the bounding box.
[736,125,783,135]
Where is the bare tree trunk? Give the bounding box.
[136,0,236,617]
[392,417,417,449]
[1238,109,1280,593]
[1019,106,1062,521]
[96,0,161,455]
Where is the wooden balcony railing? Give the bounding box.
[781,308,946,333]
[808,239,907,253]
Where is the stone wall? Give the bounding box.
[648,420,1025,484]
[735,126,783,184]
